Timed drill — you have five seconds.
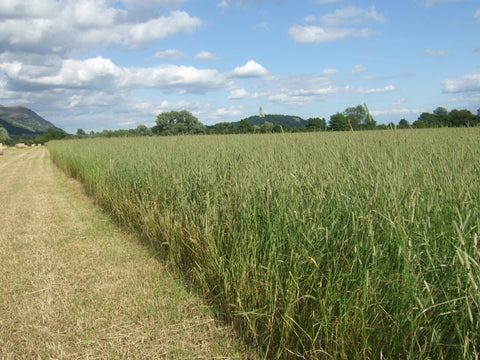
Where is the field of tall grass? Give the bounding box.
[48,128,480,359]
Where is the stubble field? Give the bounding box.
[0,147,251,359]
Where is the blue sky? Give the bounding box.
[0,0,479,133]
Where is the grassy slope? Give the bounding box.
[0,147,253,359]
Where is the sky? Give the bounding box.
[0,0,479,133]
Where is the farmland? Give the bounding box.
[48,128,480,359]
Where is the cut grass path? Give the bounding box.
[0,148,252,359]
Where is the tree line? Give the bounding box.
[4,105,477,145]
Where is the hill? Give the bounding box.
[0,105,63,136]
[235,114,307,128]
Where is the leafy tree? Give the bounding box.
[33,127,67,144]
[306,117,327,131]
[76,128,87,138]
[449,109,475,127]
[272,124,283,133]
[329,112,349,131]
[0,125,10,143]
[433,107,449,127]
[344,105,366,130]
[260,121,274,133]
[134,124,152,136]
[413,119,427,128]
[237,119,253,133]
[398,119,410,129]
[214,122,235,134]
[152,110,206,135]
[417,111,440,127]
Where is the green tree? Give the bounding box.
[0,126,10,143]
[237,119,253,133]
[260,121,274,133]
[76,128,87,138]
[34,127,67,144]
[214,122,235,134]
[398,119,410,129]
[417,112,438,127]
[306,117,327,131]
[134,125,152,136]
[413,119,427,128]
[329,112,349,131]
[449,109,475,127]
[433,107,449,127]
[344,105,366,130]
[152,110,206,135]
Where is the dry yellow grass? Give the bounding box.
[0,147,254,359]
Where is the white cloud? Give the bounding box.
[421,0,465,7]
[194,51,218,60]
[475,9,480,22]
[210,106,244,119]
[289,5,383,45]
[443,73,480,93]
[371,108,423,117]
[0,56,235,94]
[423,49,450,58]
[228,88,251,99]
[289,25,370,44]
[354,85,396,94]
[128,11,203,47]
[351,64,367,75]
[217,0,230,8]
[322,68,340,75]
[0,2,203,55]
[153,49,188,59]
[319,5,385,27]
[315,0,343,3]
[230,60,269,77]
[392,98,407,106]
[305,15,316,22]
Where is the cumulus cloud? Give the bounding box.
[289,5,384,44]
[153,49,188,59]
[289,26,370,44]
[322,68,340,75]
[392,98,407,106]
[354,85,396,94]
[0,1,203,55]
[0,56,236,94]
[443,73,480,93]
[351,64,367,75]
[315,0,343,3]
[194,51,218,60]
[228,88,251,99]
[421,0,465,7]
[423,49,450,57]
[371,108,423,117]
[319,5,385,27]
[230,60,269,77]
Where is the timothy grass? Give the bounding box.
[48,128,480,359]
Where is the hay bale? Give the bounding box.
[15,143,27,149]
[0,143,3,156]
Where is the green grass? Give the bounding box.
[48,128,480,359]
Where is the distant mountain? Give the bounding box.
[0,105,63,136]
[234,114,307,128]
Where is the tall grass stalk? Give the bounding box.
[48,128,480,359]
